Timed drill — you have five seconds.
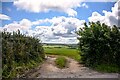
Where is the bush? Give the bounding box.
[1,30,45,78]
[55,56,67,68]
[77,21,120,72]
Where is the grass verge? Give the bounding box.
[55,57,67,69]
[2,57,43,78]
[95,64,119,73]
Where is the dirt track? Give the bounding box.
[27,55,119,78]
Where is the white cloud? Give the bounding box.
[31,16,85,44]
[2,16,85,44]
[88,0,120,27]
[14,0,117,18]
[81,3,88,8]
[13,0,85,16]
[19,19,32,30]
[88,12,105,23]
[32,19,50,25]
[3,19,32,33]
[0,14,10,20]
[14,0,118,18]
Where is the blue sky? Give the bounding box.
[2,2,115,26]
[0,0,119,44]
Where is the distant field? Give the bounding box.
[43,45,80,61]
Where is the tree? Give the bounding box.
[77,21,120,69]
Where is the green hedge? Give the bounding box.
[77,21,120,72]
[1,30,45,78]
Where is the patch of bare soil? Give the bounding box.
[27,55,119,78]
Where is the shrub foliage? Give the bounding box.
[1,30,45,78]
[77,21,120,69]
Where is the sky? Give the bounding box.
[0,0,120,44]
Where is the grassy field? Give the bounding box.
[43,45,80,61]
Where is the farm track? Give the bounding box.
[26,55,119,78]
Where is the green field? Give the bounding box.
[43,45,80,61]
